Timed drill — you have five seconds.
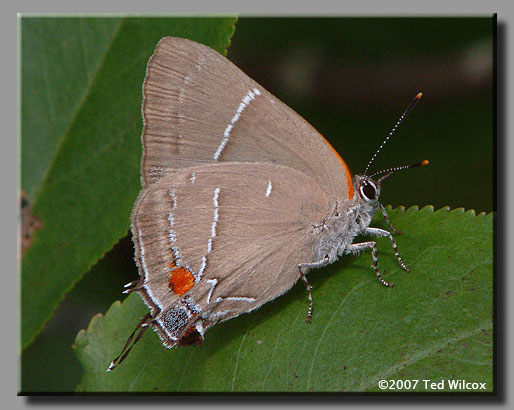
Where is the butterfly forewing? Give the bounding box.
[141,37,353,201]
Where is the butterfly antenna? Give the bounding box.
[363,92,423,176]
[370,160,429,183]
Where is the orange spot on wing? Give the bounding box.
[168,267,195,295]
[168,260,176,268]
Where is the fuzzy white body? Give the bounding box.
[310,172,382,265]
[313,194,379,264]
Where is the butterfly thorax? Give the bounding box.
[312,174,381,263]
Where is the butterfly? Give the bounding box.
[108,37,427,371]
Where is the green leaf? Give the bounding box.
[74,207,493,392]
[21,16,237,350]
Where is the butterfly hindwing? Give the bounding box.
[131,162,331,344]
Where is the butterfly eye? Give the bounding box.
[360,182,377,201]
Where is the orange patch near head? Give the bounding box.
[168,267,195,295]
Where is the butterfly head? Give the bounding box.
[355,174,382,204]
[351,174,384,220]
[355,159,428,205]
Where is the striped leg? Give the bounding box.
[298,256,330,323]
[379,203,402,234]
[364,227,410,272]
[347,241,394,287]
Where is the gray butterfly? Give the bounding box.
[108,37,427,371]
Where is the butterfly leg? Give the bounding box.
[298,256,330,323]
[379,203,402,234]
[347,241,394,287]
[363,227,410,272]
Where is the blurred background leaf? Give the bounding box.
[20,16,494,392]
